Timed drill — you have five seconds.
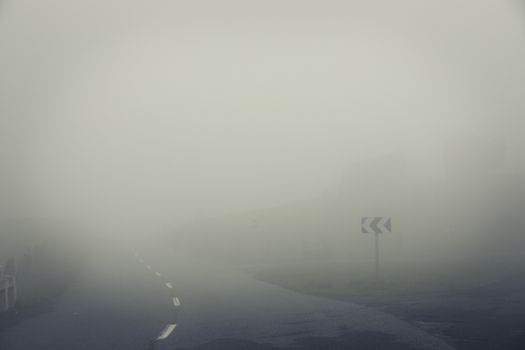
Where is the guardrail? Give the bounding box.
[0,264,17,312]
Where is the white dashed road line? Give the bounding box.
[156,324,177,340]
[135,252,178,341]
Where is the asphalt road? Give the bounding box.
[0,242,456,350]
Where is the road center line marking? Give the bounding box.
[165,282,173,289]
[172,297,181,307]
[147,265,152,270]
[139,259,144,263]
[156,324,177,340]
[155,272,162,277]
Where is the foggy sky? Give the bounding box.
[1,0,525,235]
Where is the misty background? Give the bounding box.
[1,0,525,258]
[3,3,525,350]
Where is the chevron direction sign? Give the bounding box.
[361,217,391,234]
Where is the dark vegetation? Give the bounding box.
[252,259,525,350]
[0,235,87,331]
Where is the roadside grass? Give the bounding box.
[250,259,512,299]
[250,258,525,350]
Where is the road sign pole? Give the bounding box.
[375,232,379,282]
[361,217,390,283]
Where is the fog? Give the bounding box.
[1,0,525,254]
[3,2,525,349]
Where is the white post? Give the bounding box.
[0,281,7,312]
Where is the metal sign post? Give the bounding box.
[374,231,379,281]
[361,217,391,281]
